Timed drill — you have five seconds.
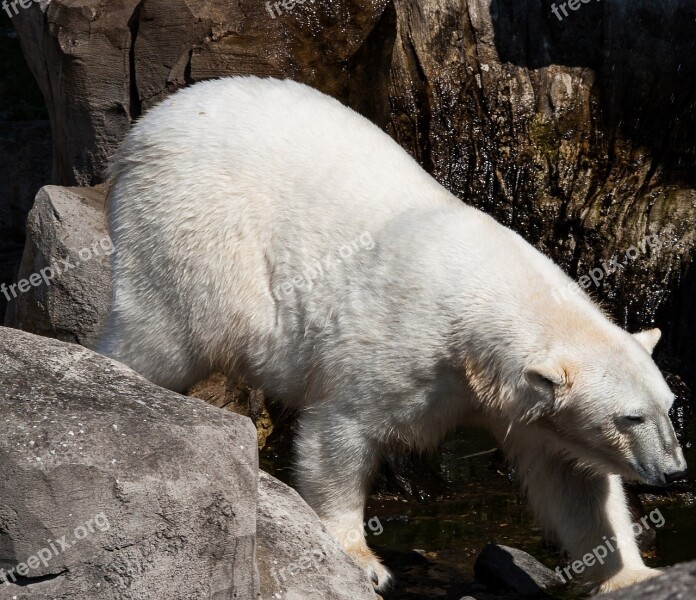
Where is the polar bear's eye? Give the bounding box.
[624,415,645,424]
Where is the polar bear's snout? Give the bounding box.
[657,413,688,484]
[620,408,688,486]
[650,413,687,485]
[557,328,689,488]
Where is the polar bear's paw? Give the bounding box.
[596,567,662,594]
[345,542,393,592]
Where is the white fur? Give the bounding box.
[97,76,686,591]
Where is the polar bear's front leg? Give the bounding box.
[294,408,392,590]
[506,431,660,591]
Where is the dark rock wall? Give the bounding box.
[386,0,696,389]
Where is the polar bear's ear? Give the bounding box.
[522,362,569,420]
[633,328,661,355]
[525,362,567,393]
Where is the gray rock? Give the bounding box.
[0,326,259,599]
[3,185,112,346]
[474,544,561,598]
[0,326,378,599]
[256,471,377,600]
[599,561,696,599]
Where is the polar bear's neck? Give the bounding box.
[381,200,619,416]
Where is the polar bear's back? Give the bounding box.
[103,77,457,390]
[109,76,454,265]
[111,76,449,216]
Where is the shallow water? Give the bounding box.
[368,429,548,564]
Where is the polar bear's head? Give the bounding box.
[525,327,687,486]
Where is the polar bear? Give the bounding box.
[97,76,687,593]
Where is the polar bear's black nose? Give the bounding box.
[664,468,688,484]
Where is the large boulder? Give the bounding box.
[0,326,259,599]
[0,326,378,599]
[3,185,112,347]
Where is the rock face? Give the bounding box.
[0,326,259,599]
[0,326,377,600]
[3,185,112,347]
[11,0,696,392]
[11,1,142,187]
[11,0,391,187]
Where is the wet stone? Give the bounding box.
[474,544,562,598]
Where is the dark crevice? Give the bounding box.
[127,3,143,121]
[184,49,194,86]
[343,0,397,129]
[407,32,433,176]
[4,568,68,587]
